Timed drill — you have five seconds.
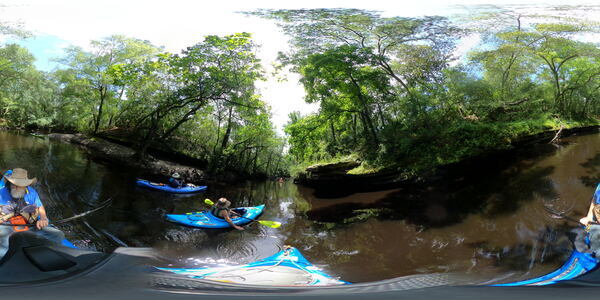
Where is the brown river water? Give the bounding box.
[0,130,598,284]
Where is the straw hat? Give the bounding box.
[216,198,231,208]
[171,173,181,179]
[5,168,37,187]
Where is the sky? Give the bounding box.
[1,0,599,133]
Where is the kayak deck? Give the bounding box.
[157,246,349,286]
[492,250,598,286]
[166,205,265,228]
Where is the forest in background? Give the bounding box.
[0,6,599,179]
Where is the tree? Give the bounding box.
[117,33,265,158]
[58,35,160,134]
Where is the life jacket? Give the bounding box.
[2,187,39,232]
[8,215,29,232]
[211,207,229,219]
[168,178,184,188]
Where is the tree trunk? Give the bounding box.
[160,103,204,140]
[220,106,234,150]
[329,120,337,145]
[93,85,106,134]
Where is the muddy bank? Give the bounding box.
[297,126,600,196]
[47,133,207,183]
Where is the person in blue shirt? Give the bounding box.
[573,183,600,255]
[168,172,184,189]
[579,183,600,226]
[0,168,65,258]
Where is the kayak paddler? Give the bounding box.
[0,168,65,258]
[168,172,185,188]
[574,183,600,255]
[210,198,244,231]
[579,183,600,226]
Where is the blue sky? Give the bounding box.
[10,35,65,71]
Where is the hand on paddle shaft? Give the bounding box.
[203,199,282,229]
[0,198,113,228]
[544,206,598,229]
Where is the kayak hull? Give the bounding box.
[136,179,207,193]
[166,204,265,229]
[493,183,600,286]
[157,246,349,286]
[492,250,598,286]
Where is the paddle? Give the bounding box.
[542,205,600,230]
[202,198,281,229]
[0,198,113,227]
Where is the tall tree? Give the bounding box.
[59,35,160,134]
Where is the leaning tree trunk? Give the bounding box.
[93,85,107,135]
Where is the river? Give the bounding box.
[0,130,598,284]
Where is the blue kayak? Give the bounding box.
[493,183,600,286]
[157,246,350,286]
[136,179,207,194]
[492,250,598,286]
[2,170,77,249]
[166,205,265,229]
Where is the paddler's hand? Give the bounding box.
[36,217,49,229]
[580,217,590,225]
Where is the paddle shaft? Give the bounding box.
[231,212,259,224]
[202,199,280,228]
[0,198,112,227]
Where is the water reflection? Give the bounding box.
[0,131,598,283]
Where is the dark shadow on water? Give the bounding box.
[580,153,600,187]
[306,143,559,229]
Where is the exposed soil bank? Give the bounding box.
[46,133,207,184]
[296,126,600,196]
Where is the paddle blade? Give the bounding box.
[257,220,282,228]
[204,199,214,206]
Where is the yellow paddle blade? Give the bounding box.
[204,199,214,206]
[257,220,282,228]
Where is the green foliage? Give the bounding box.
[272,9,600,178]
[0,33,288,177]
[2,8,600,180]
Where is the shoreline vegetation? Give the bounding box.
[1,7,600,190]
[4,120,598,190]
[296,123,600,191]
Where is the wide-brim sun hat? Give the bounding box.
[4,168,37,187]
[172,173,181,179]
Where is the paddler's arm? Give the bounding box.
[36,206,49,229]
[580,202,595,225]
[222,211,244,231]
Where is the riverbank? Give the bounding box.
[46,133,208,184]
[296,123,600,195]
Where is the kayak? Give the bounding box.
[492,250,598,286]
[136,179,207,193]
[166,204,265,228]
[493,183,600,286]
[156,245,350,286]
